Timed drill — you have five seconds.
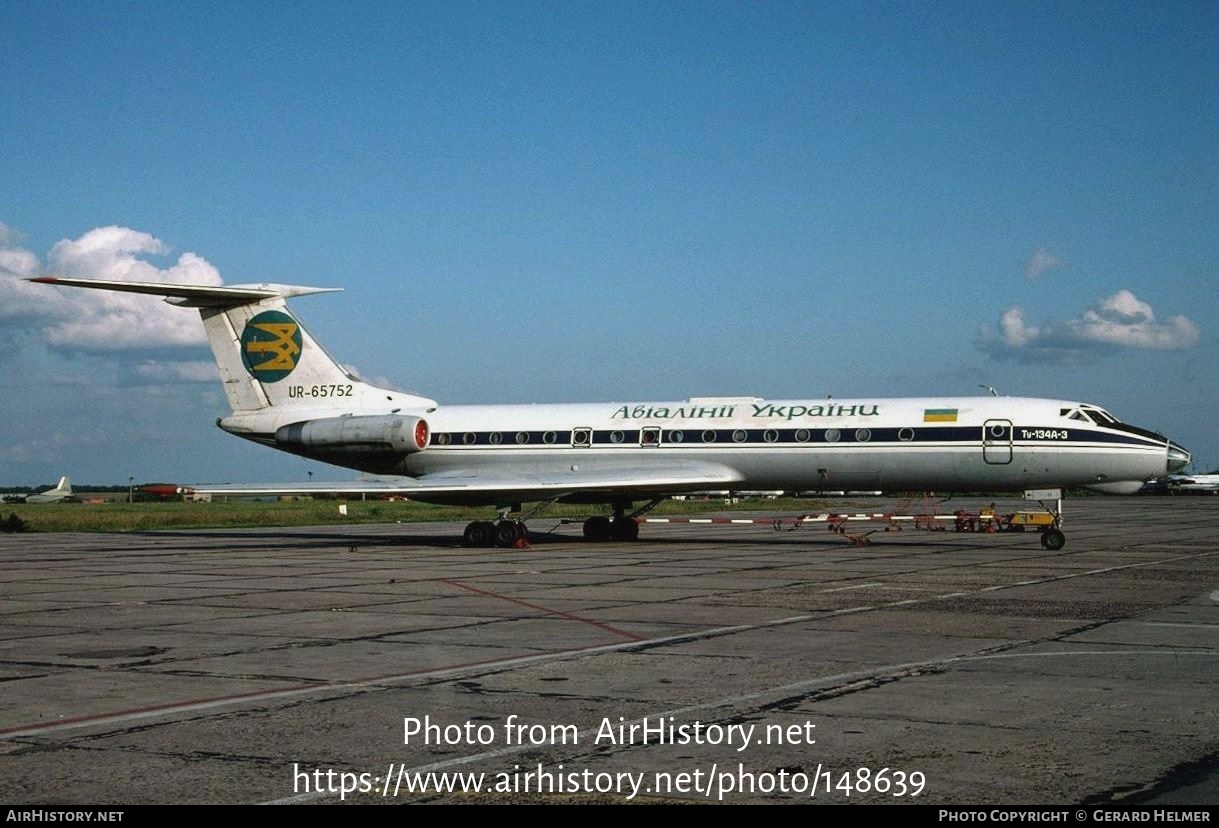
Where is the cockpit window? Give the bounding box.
[1063,409,1089,422]
[1081,405,1119,425]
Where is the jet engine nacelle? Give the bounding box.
[275,415,429,454]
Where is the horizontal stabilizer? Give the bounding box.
[29,277,340,307]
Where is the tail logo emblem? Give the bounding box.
[241,311,302,382]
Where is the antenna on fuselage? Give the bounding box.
[979,384,1000,397]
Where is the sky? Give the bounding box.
[1,1,1216,486]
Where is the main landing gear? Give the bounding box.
[463,500,541,548]
[462,520,527,549]
[581,515,640,542]
[460,515,640,547]
[577,499,658,543]
[461,497,662,547]
[580,497,661,542]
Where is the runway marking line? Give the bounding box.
[441,579,645,642]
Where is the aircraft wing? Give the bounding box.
[182,462,745,506]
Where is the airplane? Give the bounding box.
[1,476,74,504]
[1165,474,1219,495]
[31,277,1191,550]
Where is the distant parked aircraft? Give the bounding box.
[1,476,74,504]
[1167,474,1219,494]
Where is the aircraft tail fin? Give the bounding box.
[29,278,436,415]
[51,476,71,495]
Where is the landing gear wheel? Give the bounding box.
[583,515,612,541]
[611,516,640,541]
[1040,528,1066,551]
[495,521,522,547]
[463,520,497,548]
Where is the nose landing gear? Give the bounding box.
[1039,527,1065,551]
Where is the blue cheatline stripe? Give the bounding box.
[427,426,1163,449]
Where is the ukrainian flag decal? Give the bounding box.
[923,408,958,423]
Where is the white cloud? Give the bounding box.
[0,224,222,351]
[996,306,1039,347]
[0,227,51,319]
[979,290,1200,362]
[0,246,40,277]
[1023,247,1064,280]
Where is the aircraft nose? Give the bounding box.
[1167,442,1191,473]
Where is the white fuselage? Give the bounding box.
[222,395,1184,505]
